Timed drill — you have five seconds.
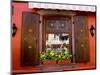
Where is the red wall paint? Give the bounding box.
[12,2,96,72]
[88,14,96,66]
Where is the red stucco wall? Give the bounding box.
[12,2,96,72]
[88,14,96,66]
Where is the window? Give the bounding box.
[44,17,71,54]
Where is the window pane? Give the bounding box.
[46,33,69,46]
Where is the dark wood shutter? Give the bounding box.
[74,16,90,63]
[21,12,40,66]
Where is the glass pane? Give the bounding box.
[47,20,56,28]
[46,33,69,45]
[57,20,66,28]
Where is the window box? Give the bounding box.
[57,59,71,64]
[42,60,56,65]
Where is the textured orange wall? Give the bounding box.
[12,2,96,71]
[88,14,96,66]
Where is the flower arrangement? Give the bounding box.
[40,48,72,65]
[57,49,72,64]
[40,49,57,65]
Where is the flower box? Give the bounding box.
[57,59,71,64]
[42,60,56,65]
[57,60,63,64]
[63,59,71,64]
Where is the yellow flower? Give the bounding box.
[58,55,61,58]
[50,50,55,56]
[50,52,54,56]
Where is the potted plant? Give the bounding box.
[57,49,72,64]
[40,52,47,64]
[40,49,56,65]
[40,48,72,65]
[46,49,56,65]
